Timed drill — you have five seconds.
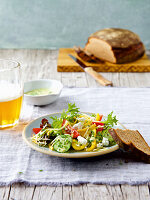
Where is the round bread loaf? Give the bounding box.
[84,28,145,64]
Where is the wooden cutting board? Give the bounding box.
[57,48,150,72]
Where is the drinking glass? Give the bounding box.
[0,59,23,128]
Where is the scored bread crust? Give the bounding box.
[109,128,150,163]
[90,28,141,48]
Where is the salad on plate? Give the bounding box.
[31,103,118,153]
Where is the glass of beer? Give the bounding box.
[0,59,23,129]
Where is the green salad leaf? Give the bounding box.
[50,116,63,129]
[97,111,118,146]
[61,109,68,119]
[90,113,96,118]
[102,129,116,146]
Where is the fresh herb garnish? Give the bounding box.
[50,103,80,128]
[103,111,118,128]
[50,116,63,129]
[66,103,80,122]
[18,172,23,174]
[61,109,68,119]
[39,169,43,172]
[90,113,96,118]
[67,103,79,115]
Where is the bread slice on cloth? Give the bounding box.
[83,28,145,64]
[109,129,150,163]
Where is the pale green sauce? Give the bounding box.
[25,88,53,96]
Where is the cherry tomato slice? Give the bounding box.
[33,128,42,134]
[73,129,80,138]
[97,127,103,132]
[65,125,79,138]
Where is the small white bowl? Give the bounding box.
[24,79,63,106]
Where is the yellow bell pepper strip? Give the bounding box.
[78,124,96,137]
[96,113,100,121]
[86,140,97,152]
[96,113,103,121]
[78,127,88,137]
[72,139,86,151]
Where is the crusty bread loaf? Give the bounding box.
[109,129,150,163]
[83,28,145,64]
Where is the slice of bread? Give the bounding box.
[74,46,103,63]
[109,129,150,163]
[84,28,145,64]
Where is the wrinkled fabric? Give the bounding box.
[0,87,150,186]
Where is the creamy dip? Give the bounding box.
[25,88,53,96]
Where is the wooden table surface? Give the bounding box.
[0,49,150,200]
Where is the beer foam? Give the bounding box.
[0,81,23,102]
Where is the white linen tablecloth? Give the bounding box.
[0,87,150,186]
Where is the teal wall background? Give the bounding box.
[0,0,149,49]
